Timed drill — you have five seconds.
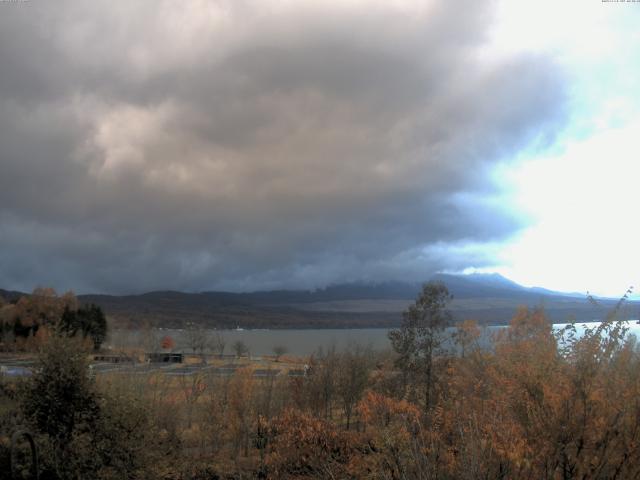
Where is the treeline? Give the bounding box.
[0,288,107,350]
[2,283,640,478]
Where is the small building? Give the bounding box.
[147,352,183,363]
[93,354,133,364]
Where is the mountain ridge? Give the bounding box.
[2,274,635,329]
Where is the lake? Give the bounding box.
[106,320,640,357]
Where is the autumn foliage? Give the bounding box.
[3,287,640,479]
[256,303,640,479]
[161,335,176,350]
[0,288,107,350]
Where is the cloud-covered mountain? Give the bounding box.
[0,1,567,294]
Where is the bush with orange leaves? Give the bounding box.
[358,391,420,430]
[438,306,640,479]
[264,408,360,479]
[352,391,426,479]
[264,395,440,480]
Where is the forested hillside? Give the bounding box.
[79,274,635,328]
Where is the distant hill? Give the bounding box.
[0,288,25,303]
[75,274,638,329]
[3,274,636,329]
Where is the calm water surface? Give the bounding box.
[107,320,640,357]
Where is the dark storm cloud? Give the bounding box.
[0,0,567,293]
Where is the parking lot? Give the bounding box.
[0,356,305,379]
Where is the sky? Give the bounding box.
[0,0,638,296]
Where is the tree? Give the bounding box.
[178,370,207,428]
[228,368,254,457]
[272,345,288,362]
[452,319,481,358]
[58,303,108,350]
[0,289,78,348]
[388,281,452,412]
[161,335,175,350]
[233,340,249,358]
[0,297,11,344]
[337,344,372,429]
[20,334,158,479]
[185,322,209,363]
[212,330,226,357]
[307,346,339,420]
[78,304,107,350]
[20,335,100,478]
[265,408,355,479]
[59,305,79,335]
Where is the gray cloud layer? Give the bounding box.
[0,0,566,293]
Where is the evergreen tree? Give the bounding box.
[388,281,452,411]
[21,336,100,478]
